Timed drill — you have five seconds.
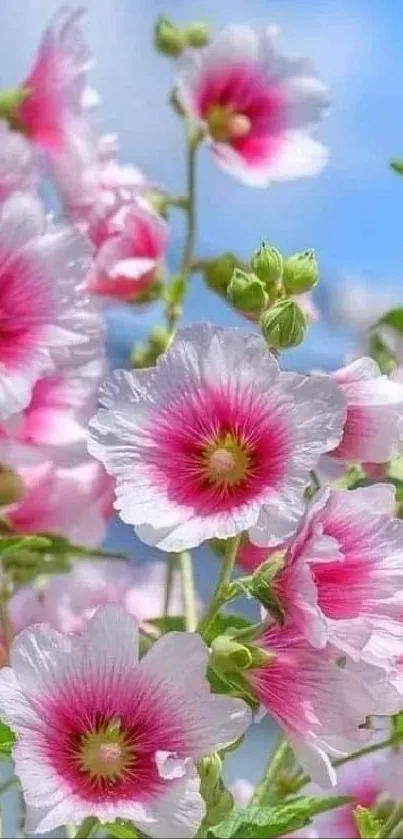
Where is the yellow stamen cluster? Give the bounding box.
[206,105,252,143]
[78,716,135,783]
[203,433,251,488]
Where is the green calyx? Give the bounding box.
[227,268,269,314]
[251,243,283,287]
[283,249,319,294]
[260,299,307,349]
[154,17,185,57]
[0,86,30,133]
[185,21,210,48]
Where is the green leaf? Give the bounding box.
[354,806,383,839]
[204,612,254,645]
[375,308,403,334]
[391,160,403,175]
[207,796,351,839]
[0,719,15,759]
[148,616,186,633]
[367,332,397,374]
[0,535,51,556]
[105,819,140,837]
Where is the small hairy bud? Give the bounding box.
[260,299,307,349]
[251,243,283,287]
[227,268,269,314]
[283,249,319,294]
[154,17,185,58]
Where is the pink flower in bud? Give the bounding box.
[246,622,397,787]
[0,605,251,835]
[88,199,168,302]
[0,192,102,421]
[9,558,185,636]
[329,357,403,463]
[0,441,113,547]
[274,484,403,665]
[88,324,346,552]
[176,25,329,186]
[0,122,37,201]
[15,7,92,155]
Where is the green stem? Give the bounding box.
[379,802,403,838]
[180,128,199,276]
[163,553,177,618]
[0,593,13,654]
[292,735,397,794]
[251,737,290,806]
[0,775,17,796]
[178,551,198,632]
[74,816,99,839]
[197,535,241,639]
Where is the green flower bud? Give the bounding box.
[283,249,319,294]
[249,555,285,624]
[0,87,30,133]
[260,299,307,349]
[154,17,185,58]
[0,466,24,507]
[251,243,283,286]
[130,344,154,369]
[211,635,253,672]
[203,253,240,296]
[227,268,269,314]
[148,326,170,355]
[185,21,210,48]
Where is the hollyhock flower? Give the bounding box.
[0,122,37,201]
[0,604,251,835]
[0,441,113,547]
[9,559,185,636]
[0,191,101,421]
[328,358,403,463]
[176,25,329,186]
[246,622,396,787]
[0,360,105,451]
[88,323,346,552]
[13,7,92,156]
[272,484,403,662]
[87,199,168,302]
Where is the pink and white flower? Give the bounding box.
[328,357,403,463]
[14,7,92,156]
[1,359,105,451]
[0,441,113,547]
[0,122,37,201]
[273,484,403,662]
[9,558,185,636]
[246,622,396,787]
[176,25,329,186]
[0,192,101,420]
[87,199,168,302]
[0,604,251,836]
[88,324,346,552]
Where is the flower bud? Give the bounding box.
[154,17,185,58]
[0,466,24,507]
[203,253,239,296]
[148,326,170,355]
[251,244,283,287]
[130,343,154,369]
[260,299,306,349]
[283,249,319,294]
[185,21,210,48]
[250,556,285,625]
[211,635,253,672]
[227,268,269,315]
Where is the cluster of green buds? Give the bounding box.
[130,325,171,369]
[154,17,210,58]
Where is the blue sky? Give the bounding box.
[1,1,402,795]
[2,0,403,369]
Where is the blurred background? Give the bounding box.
[1,0,403,817]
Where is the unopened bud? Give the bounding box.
[154,17,185,58]
[0,466,24,507]
[283,249,319,294]
[203,253,239,295]
[211,635,253,672]
[251,244,283,287]
[149,326,170,355]
[130,343,154,369]
[185,21,210,48]
[260,299,306,349]
[198,753,222,788]
[250,555,285,624]
[227,268,269,314]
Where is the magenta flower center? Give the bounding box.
[206,105,252,142]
